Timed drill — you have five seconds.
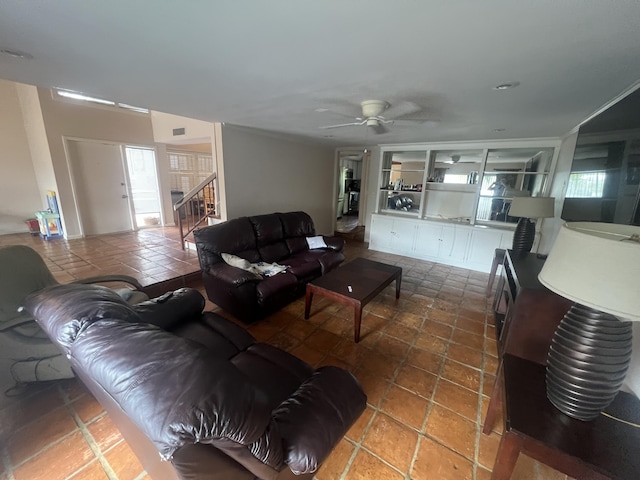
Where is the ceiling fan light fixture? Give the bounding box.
[361,100,389,118]
[366,118,381,127]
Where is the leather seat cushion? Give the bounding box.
[231,343,314,410]
[255,273,298,304]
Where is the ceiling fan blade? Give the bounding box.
[392,119,438,126]
[319,120,366,130]
[383,101,422,120]
[319,103,362,119]
[370,123,390,134]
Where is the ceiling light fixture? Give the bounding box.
[493,128,506,132]
[493,81,520,91]
[0,48,33,59]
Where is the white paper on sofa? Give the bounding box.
[306,235,327,249]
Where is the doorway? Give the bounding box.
[68,140,162,236]
[124,146,162,227]
[335,149,369,236]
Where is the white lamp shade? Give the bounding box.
[538,222,640,321]
[509,196,555,218]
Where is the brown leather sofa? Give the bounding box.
[194,211,345,322]
[23,283,367,480]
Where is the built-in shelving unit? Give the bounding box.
[370,140,560,271]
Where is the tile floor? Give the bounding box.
[0,230,573,480]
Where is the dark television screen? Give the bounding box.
[561,88,640,226]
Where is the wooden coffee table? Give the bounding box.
[304,257,402,342]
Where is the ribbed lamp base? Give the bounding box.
[512,217,535,256]
[546,304,632,421]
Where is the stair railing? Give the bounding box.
[173,173,220,249]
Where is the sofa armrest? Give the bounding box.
[272,366,367,474]
[208,263,261,286]
[323,235,345,252]
[132,288,205,330]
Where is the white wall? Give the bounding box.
[150,111,216,144]
[37,89,161,238]
[0,80,42,234]
[220,125,335,234]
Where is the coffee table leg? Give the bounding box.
[395,274,402,299]
[354,305,363,343]
[304,287,313,319]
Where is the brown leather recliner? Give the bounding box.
[23,284,366,480]
[194,211,345,323]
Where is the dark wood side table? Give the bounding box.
[304,257,402,342]
[492,250,548,347]
[492,354,640,480]
[484,251,640,479]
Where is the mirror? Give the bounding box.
[561,87,640,225]
[476,147,554,223]
[428,149,483,184]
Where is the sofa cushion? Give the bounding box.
[285,237,308,255]
[255,273,298,305]
[70,319,277,462]
[285,254,322,280]
[280,212,315,238]
[133,288,206,330]
[170,312,255,359]
[273,366,367,474]
[194,217,260,270]
[232,343,313,410]
[249,214,289,263]
[22,283,140,355]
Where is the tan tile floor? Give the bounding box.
[0,230,573,480]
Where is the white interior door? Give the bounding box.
[68,140,134,235]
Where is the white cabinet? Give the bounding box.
[369,214,514,273]
[369,215,417,254]
[414,223,470,262]
[465,228,514,272]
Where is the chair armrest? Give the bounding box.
[322,236,345,252]
[208,263,261,287]
[132,288,205,330]
[272,366,367,474]
[72,274,145,291]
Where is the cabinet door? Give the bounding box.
[414,223,443,257]
[440,226,470,261]
[467,229,505,272]
[391,219,417,253]
[370,215,395,250]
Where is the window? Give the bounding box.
[54,89,149,113]
[565,171,606,198]
[443,174,469,184]
[168,151,213,193]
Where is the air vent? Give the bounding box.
[173,127,186,136]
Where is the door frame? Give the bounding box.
[123,144,165,227]
[64,136,137,237]
[333,147,371,233]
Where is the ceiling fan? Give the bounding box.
[319,99,431,135]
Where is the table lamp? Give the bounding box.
[538,222,640,420]
[508,196,555,256]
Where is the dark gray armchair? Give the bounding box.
[0,244,149,395]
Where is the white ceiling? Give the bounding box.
[1,1,640,147]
